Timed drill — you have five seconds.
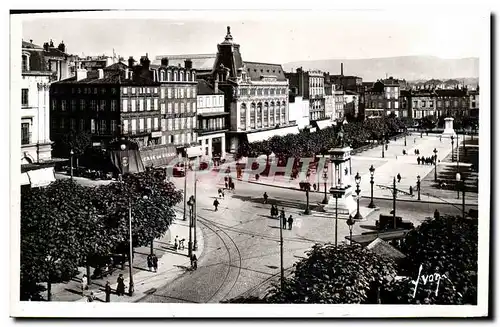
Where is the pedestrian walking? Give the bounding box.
[221,189,225,199]
[213,198,220,211]
[282,214,287,229]
[280,208,285,220]
[174,235,179,251]
[263,192,268,204]
[218,188,222,198]
[414,138,416,144]
[224,176,228,189]
[417,157,421,165]
[116,274,125,296]
[409,185,413,196]
[147,254,153,272]
[313,183,317,191]
[179,238,185,250]
[385,144,389,151]
[191,254,198,270]
[105,281,112,303]
[152,254,158,273]
[270,205,277,218]
[440,136,442,142]
[397,173,401,183]
[287,215,294,230]
[81,274,88,296]
[434,209,440,220]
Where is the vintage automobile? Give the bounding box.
[376,214,414,230]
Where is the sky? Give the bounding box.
[19,11,486,65]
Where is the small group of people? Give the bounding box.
[270,204,280,218]
[224,176,235,191]
[277,207,294,230]
[417,156,436,165]
[147,253,159,272]
[174,235,186,251]
[218,188,225,199]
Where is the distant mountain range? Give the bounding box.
[283,56,479,82]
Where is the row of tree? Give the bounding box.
[226,215,477,304]
[237,116,408,160]
[20,168,183,301]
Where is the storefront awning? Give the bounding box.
[247,125,300,143]
[26,167,56,188]
[140,147,177,168]
[186,146,204,158]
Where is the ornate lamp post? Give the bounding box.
[404,128,407,147]
[455,172,461,200]
[187,195,195,258]
[368,165,376,208]
[354,172,362,219]
[346,215,355,245]
[303,181,311,215]
[381,133,386,158]
[69,149,74,180]
[416,175,421,201]
[330,188,345,246]
[322,170,328,204]
[450,135,455,162]
[433,148,438,181]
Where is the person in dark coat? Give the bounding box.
[191,254,198,270]
[434,209,440,220]
[397,173,401,183]
[417,157,421,165]
[152,254,158,273]
[282,215,287,230]
[105,281,112,302]
[287,215,294,230]
[409,185,413,196]
[116,274,125,296]
[224,176,228,189]
[213,198,220,211]
[263,192,269,204]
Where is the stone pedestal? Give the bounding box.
[323,146,358,217]
[441,117,457,139]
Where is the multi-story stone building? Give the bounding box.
[195,79,228,159]
[409,90,437,119]
[333,87,345,121]
[197,27,298,149]
[468,88,479,119]
[148,57,199,159]
[324,82,334,120]
[286,68,326,121]
[49,62,167,168]
[288,89,310,130]
[382,77,401,116]
[364,77,401,118]
[20,39,71,187]
[344,90,360,119]
[435,88,469,118]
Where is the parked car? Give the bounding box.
[376,214,414,230]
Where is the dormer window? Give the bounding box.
[160,70,165,82]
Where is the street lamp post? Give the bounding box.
[381,134,385,158]
[354,172,362,220]
[404,128,407,147]
[451,135,455,162]
[368,165,376,208]
[417,175,421,201]
[69,149,74,180]
[187,196,194,258]
[127,199,134,296]
[183,157,188,221]
[330,188,344,246]
[346,215,355,246]
[193,168,198,251]
[455,172,461,200]
[322,171,328,204]
[433,148,438,182]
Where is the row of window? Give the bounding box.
[240,106,286,129]
[163,117,197,132]
[123,87,159,95]
[51,117,119,135]
[52,99,119,112]
[197,95,224,108]
[122,117,161,134]
[239,88,287,97]
[160,101,196,115]
[368,101,400,109]
[160,86,197,100]
[122,98,159,112]
[158,69,196,83]
[164,132,196,146]
[198,117,226,131]
[309,77,324,88]
[411,100,467,108]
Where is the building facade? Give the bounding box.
[435,88,469,118]
[196,79,228,159]
[286,68,326,121]
[364,77,401,118]
[468,88,479,119]
[288,92,310,129]
[410,90,437,119]
[324,83,334,119]
[382,77,401,117]
[333,87,345,121]
[343,91,359,119]
[50,63,166,167]
[199,27,297,150]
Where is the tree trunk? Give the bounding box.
[47,281,52,301]
[150,239,154,255]
[76,156,79,168]
[86,263,91,285]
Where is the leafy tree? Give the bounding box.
[53,129,92,167]
[395,215,478,304]
[263,244,399,304]
[20,179,113,300]
[420,115,436,131]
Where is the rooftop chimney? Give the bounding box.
[161,58,169,66]
[76,68,87,81]
[43,42,49,51]
[140,54,150,70]
[341,63,344,76]
[98,68,104,79]
[128,56,135,68]
[57,41,65,53]
[185,59,193,69]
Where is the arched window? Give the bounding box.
[167,71,172,81]
[192,72,196,81]
[240,103,247,129]
[160,70,165,82]
[250,103,256,129]
[173,71,178,81]
[263,102,269,127]
[180,71,184,81]
[281,101,286,123]
[22,53,30,71]
[186,72,190,81]
[257,102,263,128]
[269,102,275,126]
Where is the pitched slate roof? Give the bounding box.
[197,79,224,95]
[243,61,286,81]
[435,89,468,97]
[53,70,159,86]
[22,40,43,50]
